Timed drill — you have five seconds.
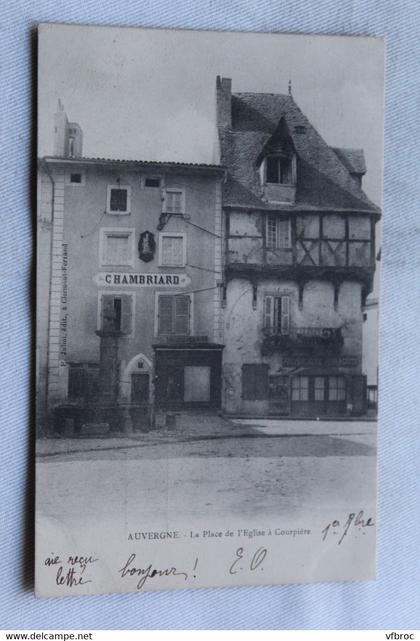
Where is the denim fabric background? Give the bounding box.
[1,0,419,630]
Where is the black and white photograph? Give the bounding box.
[36,23,383,597]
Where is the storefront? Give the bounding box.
[153,341,224,409]
[268,369,367,417]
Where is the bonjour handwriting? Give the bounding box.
[118,553,191,590]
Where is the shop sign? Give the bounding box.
[94,272,191,287]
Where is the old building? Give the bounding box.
[217,77,380,417]
[37,102,225,433]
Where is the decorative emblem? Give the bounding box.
[138,231,156,262]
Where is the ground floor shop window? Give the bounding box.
[291,376,309,401]
[291,375,346,402]
[314,376,325,401]
[328,376,346,400]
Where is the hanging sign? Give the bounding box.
[94,272,191,287]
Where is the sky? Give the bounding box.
[38,23,384,205]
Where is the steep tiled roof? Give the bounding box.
[332,147,367,175]
[220,92,379,212]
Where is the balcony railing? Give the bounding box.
[262,327,344,355]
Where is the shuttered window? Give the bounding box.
[100,294,133,334]
[165,189,185,214]
[158,295,191,335]
[264,295,291,334]
[102,232,132,265]
[242,364,269,400]
[160,235,185,266]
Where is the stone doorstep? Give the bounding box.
[80,422,110,437]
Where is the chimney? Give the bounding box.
[53,99,68,156]
[216,76,232,128]
[53,100,83,158]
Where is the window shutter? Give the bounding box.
[120,294,133,334]
[242,364,255,399]
[105,234,129,264]
[266,215,276,248]
[162,236,184,266]
[264,296,274,330]
[280,295,290,333]
[277,219,291,248]
[158,295,173,334]
[242,364,269,400]
[174,295,190,334]
[101,294,116,332]
[165,191,183,214]
[255,364,269,399]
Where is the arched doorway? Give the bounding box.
[120,353,152,404]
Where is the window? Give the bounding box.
[314,376,325,401]
[328,376,346,401]
[65,171,85,185]
[291,376,309,401]
[145,177,161,188]
[164,189,185,214]
[159,233,186,267]
[264,295,290,334]
[68,363,99,400]
[290,376,346,404]
[266,216,291,249]
[157,294,191,335]
[242,364,269,400]
[100,229,134,266]
[106,185,131,214]
[266,155,294,184]
[99,293,133,334]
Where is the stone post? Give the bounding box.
[95,330,133,433]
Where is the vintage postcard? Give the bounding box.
[36,23,383,596]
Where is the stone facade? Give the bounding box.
[37,104,225,433]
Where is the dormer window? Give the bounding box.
[265,155,295,185]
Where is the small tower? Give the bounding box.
[53,99,83,157]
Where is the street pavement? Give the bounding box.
[36,413,376,458]
[36,417,377,527]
